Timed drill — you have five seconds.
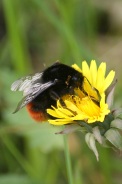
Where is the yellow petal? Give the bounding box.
[90,60,97,86]
[57,108,74,117]
[48,119,72,125]
[65,100,82,114]
[47,109,60,118]
[96,62,106,93]
[54,108,70,118]
[104,70,115,91]
[72,64,82,73]
[82,61,91,83]
[72,114,87,120]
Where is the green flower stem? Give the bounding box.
[63,134,73,184]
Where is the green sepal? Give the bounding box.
[85,133,99,161]
[104,128,122,150]
[111,119,122,130]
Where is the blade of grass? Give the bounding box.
[2,0,32,74]
[1,134,39,179]
[31,0,94,63]
[54,0,97,63]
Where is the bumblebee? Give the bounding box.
[11,62,84,121]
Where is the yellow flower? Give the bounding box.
[47,60,115,125]
[73,60,115,95]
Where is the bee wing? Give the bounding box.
[14,81,55,113]
[11,72,57,113]
[12,80,56,113]
[11,72,43,94]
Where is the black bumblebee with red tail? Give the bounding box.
[11,62,84,121]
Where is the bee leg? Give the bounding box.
[69,86,75,94]
[49,90,60,101]
[59,98,66,107]
[49,90,66,107]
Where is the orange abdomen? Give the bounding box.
[26,103,47,122]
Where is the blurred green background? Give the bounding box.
[0,0,122,184]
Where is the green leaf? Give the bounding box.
[104,128,122,150]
